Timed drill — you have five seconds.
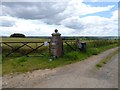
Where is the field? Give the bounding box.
[1,37,118,75]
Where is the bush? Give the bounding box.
[10,33,25,38]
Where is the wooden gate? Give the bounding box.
[1,41,50,57]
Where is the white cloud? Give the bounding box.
[0,16,75,36]
[60,13,118,36]
[2,1,115,24]
[111,10,118,20]
[84,0,119,2]
[1,1,118,36]
[58,0,115,18]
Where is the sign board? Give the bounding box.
[44,41,49,46]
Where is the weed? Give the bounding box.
[96,64,102,68]
[103,61,107,64]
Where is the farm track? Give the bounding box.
[2,47,118,88]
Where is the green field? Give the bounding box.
[1,37,118,75]
[2,37,49,42]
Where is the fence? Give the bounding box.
[1,41,50,57]
[1,38,118,57]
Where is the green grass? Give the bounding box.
[96,48,119,69]
[2,37,118,75]
[2,44,118,75]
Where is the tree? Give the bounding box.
[10,33,26,38]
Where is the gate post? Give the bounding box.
[51,29,63,58]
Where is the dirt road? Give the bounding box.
[2,47,118,88]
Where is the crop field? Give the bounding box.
[1,37,118,75]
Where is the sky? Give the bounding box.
[0,0,119,36]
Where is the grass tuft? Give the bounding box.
[96,64,102,68]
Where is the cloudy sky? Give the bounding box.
[0,0,119,36]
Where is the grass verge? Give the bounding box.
[2,44,117,75]
[96,48,119,69]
